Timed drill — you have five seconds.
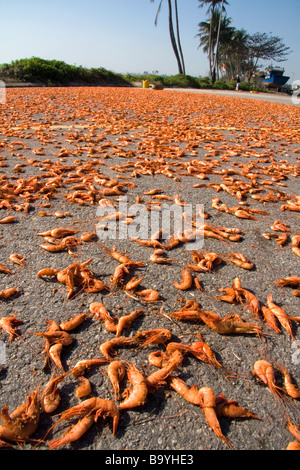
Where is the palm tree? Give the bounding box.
[198,0,229,81]
[197,9,233,80]
[151,0,185,75]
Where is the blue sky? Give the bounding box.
[1,0,299,81]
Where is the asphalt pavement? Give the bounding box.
[0,86,299,453]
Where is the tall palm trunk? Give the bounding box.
[167,0,184,74]
[174,0,185,74]
[213,0,224,80]
[151,0,185,75]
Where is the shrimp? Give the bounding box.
[287,417,300,442]
[76,376,92,398]
[89,302,118,333]
[198,386,233,449]
[215,287,240,304]
[0,263,12,275]
[145,350,183,391]
[99,336,136,361]
[168,376,203,405]
[261,306,281,334]
[215,394,260,420]
[173,269,193,290]
[106,360,126,400]
[136,289,160,302]
[275,277,300,288]
[0,287,19,299]
[169,377,232,449]
[119,363,148,409]
[266,295,295,340]
[0,314,22,341]
[48,343,64,370]
[40,372,69,413]
[33,330,74,346]
[252,360,281,398]
[0,216,17,224]
[110,263,130,286]
[189,335,223,368]
[0,387,40,443]
[36,268,60,279]
[286,441,300,450]
[124,276,144,292]
[223,252,254,270]
[234,287,261,318]
[48,414,95,450]
[59,313,92,331]
[134,328,172,347]
[71,358,108,378]
[48,397,119,449]
[101,245,132,264]
[115,309,144,337]
[276,364,300,399]
[149,249,173,264]
[172,308,263,335]
[9,253,26,267]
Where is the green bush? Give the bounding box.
[197,77,212,88]
[239,81,251,91]
[213,80,229,90]
[0,57,130,86]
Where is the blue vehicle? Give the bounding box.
[260,67,290,90]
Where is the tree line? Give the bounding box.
[151,0,291,83]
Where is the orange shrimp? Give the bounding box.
[0,216,17,224]
[252,360,281,398]
[261,306,281,334]
[48,414,95,450]
[106,360,126,400]
[215,394,260,420]
[223,252,254,270]
[198,386,233,449]
[75,376,92,398]
[115,309,144,337]
[168,376,203,405]
[173,269,193,290]
[0,263,12,275]
[119,363,148,410]
[48,343,64,370]
[0,314,22,341]
[0,387,40,443]
[136,289,160,302]
[266,295,295,340]
[40,372,69,413]
[59,313,92,331]
[0,287,19,300]
[9,253,26,267]
[89,302,118,333]
[145,350,183,391]
[99,336,136,361]
[48,397,119,449]
[134,328,172,347]
[71,358,108,378]
[276,364,300,399]
[149,249,173,264]
[36,268,60,279]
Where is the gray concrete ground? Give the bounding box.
[0,87,299,453]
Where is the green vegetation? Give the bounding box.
[0,57,131,87]
[0,57,267,92]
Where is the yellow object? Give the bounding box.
[143,80,149,89]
